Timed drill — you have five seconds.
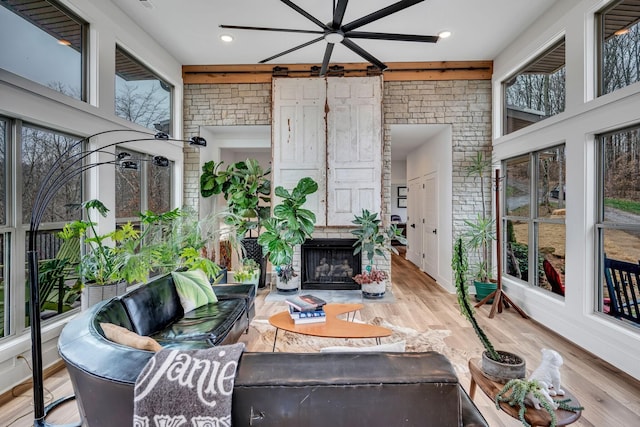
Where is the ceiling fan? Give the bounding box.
[220,0,439,76]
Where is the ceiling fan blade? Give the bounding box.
[259,36,325,63]
[320,43,335,76]
[220,25,324,35]
[332,0,349,29]
[342,0,424,32]
[281,0,328,29]
[341,38,387,71]
[346,31,438,43]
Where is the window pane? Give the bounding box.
[503,39,565,135]
[21,125,82,223]
[116,148,142,220]
[115,47,172,133]
[148,159,172,214]
[600,229,640,321]
[505,156,530,216]
[537,146,566,218]
[599,0,640,95]
[0,119,6,224]
[26,228,82,326]
[0,234,5,338]
[537,222,566,297]
[505,219,529,281]
[0,0,84,99]
[601,128,640,223]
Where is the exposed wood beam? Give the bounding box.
[182,61,492,84]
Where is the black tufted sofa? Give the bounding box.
[58,273,488,427]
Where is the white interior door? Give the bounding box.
[406,178,423,267]
[423,173,438,277]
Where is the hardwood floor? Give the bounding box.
[2,252,640,426]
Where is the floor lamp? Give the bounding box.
[27,129,206,426]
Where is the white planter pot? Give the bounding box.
[276,274,300,294]
[238,270,260,293]
[361,280,387,299]
[81,281,127,310]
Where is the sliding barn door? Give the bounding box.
[272,76,382,226]
[272,78,327,225]
[326,77,382,225]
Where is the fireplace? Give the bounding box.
[301,239,361,290]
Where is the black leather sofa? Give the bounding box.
[58,274,487,427]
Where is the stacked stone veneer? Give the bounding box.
[183,79,492,281]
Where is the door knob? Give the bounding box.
[410,223,416,228]
[432,229,437,234]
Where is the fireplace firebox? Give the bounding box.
[301,239,361,290]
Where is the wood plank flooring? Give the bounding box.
[2,251,640,426]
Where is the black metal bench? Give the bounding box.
[604,257,640,324]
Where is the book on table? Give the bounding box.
[288,305,325,319]
[285,294,327,312]
[292,315,326,324]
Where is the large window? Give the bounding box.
[503,145,567,297]
[503,38,566,135]
[115,47,172,134]
[22,125,83,326]
[598,0,640,96]
[597,125,640,324]
[0,0,86,100]
[115,148,173,224]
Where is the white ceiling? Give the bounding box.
[110,0,556,161]
[111,0,556,66]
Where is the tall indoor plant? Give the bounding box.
[464,152,497,301]
[351,209,407,299]
[452,237,526,382]
[200,158,271,286]
[258,177,318,293]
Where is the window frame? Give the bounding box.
[0,0,89,101]
[596,0,640,97]
[502,37,566,136]
[502,144,567,297]
[114,46,174,134]
[595,124,640,320]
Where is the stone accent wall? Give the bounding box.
[383,80,493,238]
[182,79,492,280]
[182,83,272,209]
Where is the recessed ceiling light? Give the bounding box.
[220,34,234,42]
[438,31,451,39]
[58,39,71,46]
[614,28,630,36]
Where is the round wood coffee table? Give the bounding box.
[268,303,392,351]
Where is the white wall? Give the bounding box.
[492,0,640,380]
[405,126,453,290]
[0,0,184,394]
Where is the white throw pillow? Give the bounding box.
[320,340,406,353]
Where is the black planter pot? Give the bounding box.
[242,237,267,288]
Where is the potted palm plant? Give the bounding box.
[258,177,318,293]
[200,158,271,286]
[452,237,526,382]
[351,209,407,299]
[464,152,497,301]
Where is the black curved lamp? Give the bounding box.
[27,129,206,426]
